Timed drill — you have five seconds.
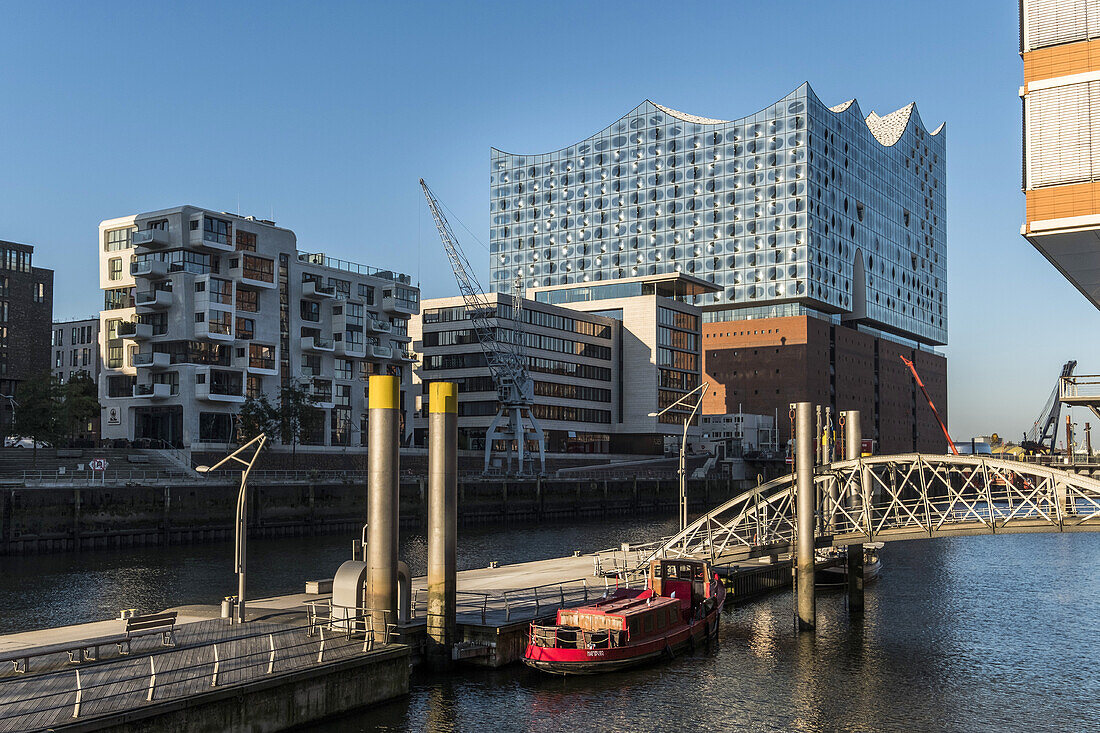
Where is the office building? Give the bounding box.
[97,206,418,449]
[52,316,102,442]
[410,273,711,455]
[52,317,100,385]
[490,83,948,450]
[0,240,53,432]
[1020,1,1100,308]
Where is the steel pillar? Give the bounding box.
[826,406,837,532]
[427,382,458,668]
[844,410,865,615]
[794,402,815,632]
[367,375,400,633]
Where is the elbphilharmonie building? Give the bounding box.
[489,83,949,453]
[489,82,946,347]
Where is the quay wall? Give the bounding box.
[0,477,750,556]
[52,645,410,733]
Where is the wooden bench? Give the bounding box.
[0,611,177,673]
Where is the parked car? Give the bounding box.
[5,437,50,449]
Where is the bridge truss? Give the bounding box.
[649,454,1100,563]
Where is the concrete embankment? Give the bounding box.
[0,477,748,556]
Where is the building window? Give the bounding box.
[104,227,136,252]
[249,344,274,371]
[104,288,134,310]
[235,317,255,340]
[302,354,321,377]
[236,230,257,252]
[300,301,320,322]
[208,310,233,335]
[209,278,233,305]
[241,255,274,283]
[203,216,231,246]
[236,289,259,313]
[107,344,123,369]
[0,277,8,297]
[0,302,8,323]
[334,358,353,380]
[246,375,263,399]
[359,284,375,304]
[106,257,123,281]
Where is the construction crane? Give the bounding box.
[1022,360,1076,455]
[899,355,959,456]
[419,179,546,475]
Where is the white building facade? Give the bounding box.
[98,205,418,449]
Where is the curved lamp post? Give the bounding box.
[649,382,709,532]
[196,433,267,623]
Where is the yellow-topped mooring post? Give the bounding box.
[427,382,458,668]
[368,375,400,634]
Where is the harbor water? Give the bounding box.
[2,519,1098,732]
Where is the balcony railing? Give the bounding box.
[368,319,392,334]
[301,335,335,352]
[132,351,171,368]
[133,383,173,399]
[117,321,153,339]
[370,345,393,359]
[130,260,169,279]
[135,290,173,309]
[302,280,336,299]
[296,252,412,284]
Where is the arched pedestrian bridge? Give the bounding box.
[648,454,1100,563]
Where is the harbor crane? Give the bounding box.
[900,355,959,456]
[419,179,546,476]
[1022,360,1076,454]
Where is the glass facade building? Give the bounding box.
[490,82,946,345]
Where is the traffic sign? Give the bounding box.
[89,459,109,471]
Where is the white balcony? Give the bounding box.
[195,322,234,341]
[132,351,171,369]
[135,289,173,309]
[117,321,153,340]
[382,296,416,316]
[132,229,171,248]
[188,228,234,252]
[197,369,246,402]
[130,260,169,279]
[368,319,392,334]
[132,383,172,399]
[301,335,335,352]
[335,340,366,357]
[370,345,392,359]
[302,280,336,299]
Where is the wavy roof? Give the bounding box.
[492,83,944,157]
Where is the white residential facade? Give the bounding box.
[98,205,418,449]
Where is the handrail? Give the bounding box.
[0,612,394,730]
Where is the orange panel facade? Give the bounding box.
[1024,181,1100,229]
[1023,38,1100,85]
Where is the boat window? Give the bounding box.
[656,610,666,630]
[668,608,678,626]
[678,564,695,578]
[664,564,678,579]
[643,613,655,634]
[628,618,639,638]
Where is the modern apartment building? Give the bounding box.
[0,240,53,433]
[1020,1,1100,308]
[97,206,418,449]
[490,83,948,450]
[410,273,711,455]
[52,317,100,384]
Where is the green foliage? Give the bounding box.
[59,373,100,441]
[12,373,62,456]
[238,392,278,443]
[276,381,320,452]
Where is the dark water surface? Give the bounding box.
[2,523,1098,731]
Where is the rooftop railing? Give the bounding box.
[297,252,411,284]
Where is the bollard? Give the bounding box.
[844,410,865,615]
[794,402,816,632]
[427,382,458,669]
[367,375,400,634]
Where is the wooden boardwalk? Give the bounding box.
[0,616,380,732]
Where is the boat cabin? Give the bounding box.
[531,593,683,649]
[649,558,713,611]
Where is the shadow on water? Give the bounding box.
[302,533,1100,733]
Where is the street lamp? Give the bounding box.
[649,381,709,532]
[1,393,18,442]
[196,433,267,624]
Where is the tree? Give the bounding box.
[12,373,61,462]
[238,392,278,444]
[59,373,100,445]
[276,381,320,465]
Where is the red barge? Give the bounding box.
[523,558,725,675]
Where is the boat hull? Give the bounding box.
[523,597,723,676]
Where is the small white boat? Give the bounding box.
[815,543,883,588]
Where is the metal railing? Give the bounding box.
[298,252,411,284]
[0,613,393,732]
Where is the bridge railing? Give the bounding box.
[0,613,395,732]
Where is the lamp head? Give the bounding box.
[195,465,211,473]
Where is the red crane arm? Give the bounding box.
[900,355,959,456]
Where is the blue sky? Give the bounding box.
[1,0,1096,442]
